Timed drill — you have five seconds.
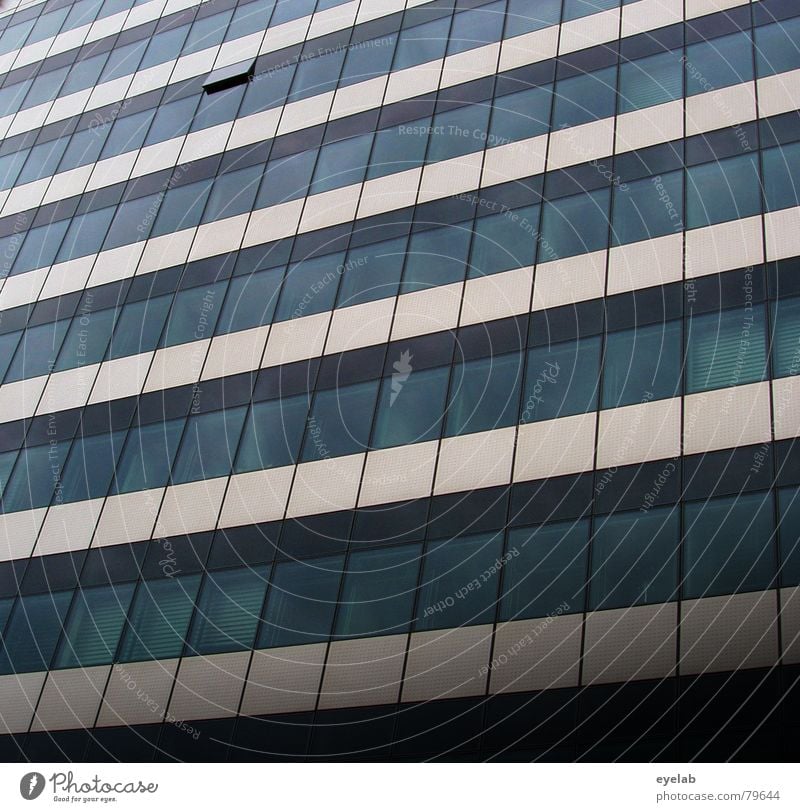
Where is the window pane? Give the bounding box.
[563,0,617,21]
[256,149,317,207]
[685,31,754,96]
[150,179,213,237]
[55,206,116,263]
[336,235,407,307]
[275,252,343,321]
[683,492,776,599]
[756,17,800,78]
[11,219,70,276]
[216,266,283,334]
[686,154,761,229]
[468,204,539,277]
[428,104,491,163]
[59,429,126,503]
[161,281,227,347]
[0,590,72,674]
[258,555,344,648]
[335,544,422,638]
[58,126,107,172]
[762,142,800,213]
[2,442,69,513]
[602,320,682,408]
[447,1,505,56]
[187,566,269,655]
[522,335,601,422]
[235,394,310,472]
[489,86,552,144]
[372,364,450,449]
[301,380,379,461]
[612,170,683,246]
[501,520,590,621]
[778,486,800,587]
[54,306,118,371]
[771,297,800,379]
[416,532,504,630]
[505,0,560,38]
[540,188,611,259]
[119,574,202,661]
[18,137,69,184]
[340,33,397,86]
[401,222,470,293]
[140,23,189,70]
[618,51,683,113]
[288,48,345,101]
[685,304,767,393]
[190,83,245,131]
[55,582,136,668]
[113,417,185,493]
[367,117,430,180]
[107,294,172,359]
[589,507,679,610]
[202,165,262,223]
[103,193,162,250]
[144,95,199,146]
[393,17,449,71]
[446,352,523,436]
[172,406,247,484]
[99,108,155,159]
[552,66,616,129]
[241,65,294,116]
[6,318,70,382]
[311,132,373,195]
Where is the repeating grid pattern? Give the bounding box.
[0,0,798,763]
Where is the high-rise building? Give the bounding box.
[0,0,797,763]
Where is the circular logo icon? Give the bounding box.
[20,773,45,800]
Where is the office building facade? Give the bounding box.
[0,0,798,761]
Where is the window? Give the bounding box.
[240,65,295,116]
[256,149,317,207]
[336,235,407,307]
[216,265,283,334]
[756,17,800,78]
[415,532,504,630]
[0,597,12,638]
[311,132,374,195]
[5,318,70,383]
[445,352,523,436]
[685,304,767,393]
[55,205,116,263]
[258,555,344,648]
[54,306,119,372]
[0,590,72,675]
[505,0,560,38]
[182,11,233,56]
[523,335,601,421]
[500,519,590,621]
[226,0,276,39]
[401,222,471,293]
[288,47,346,102]
[468,204,539,277]
[17,137,69,184]
[428,104,491,163]
[58,125,108,172]
[611,170,683,246]
[372,365,450,449]
[61,52,108,96]
[187,566,269,655]
[107,293,172,359]
[2,442,69,513]
[340,33,398,86]
[202,165,262,223]
[778,486,800,587]
[685,30,754,96]
[144,96,199,147]
[771,297,800,379]
[447,1,506,56]
[190,83,245,131]
[150,178,213,237]
[563,0,617,21]
[540,188,611,260]
[367,118,430,180]
[113,417,186,493]
[21,65,68,110]
[489,86,552,144]
[140,23,189,70]
[99,108,156,159]
[103,193,162,250]
[762,142,800,213]
[160,281,227,347]
[54,582,136,668]
[274,252,343,321]
[683,492,776,599]
[59,429,126,503]
[602,320,682,407]
[0,331,19,384]
[171,406,247,484]
[552,66,616,129]
[686,154,761,229]
[618,51,683,114]
[10,219,70,276]
[119,574,202,661]
[301,380,379,461]
[393,17,449,71]
[589,507,679,610]
[234,394,310,472]
[335,544,422,638]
